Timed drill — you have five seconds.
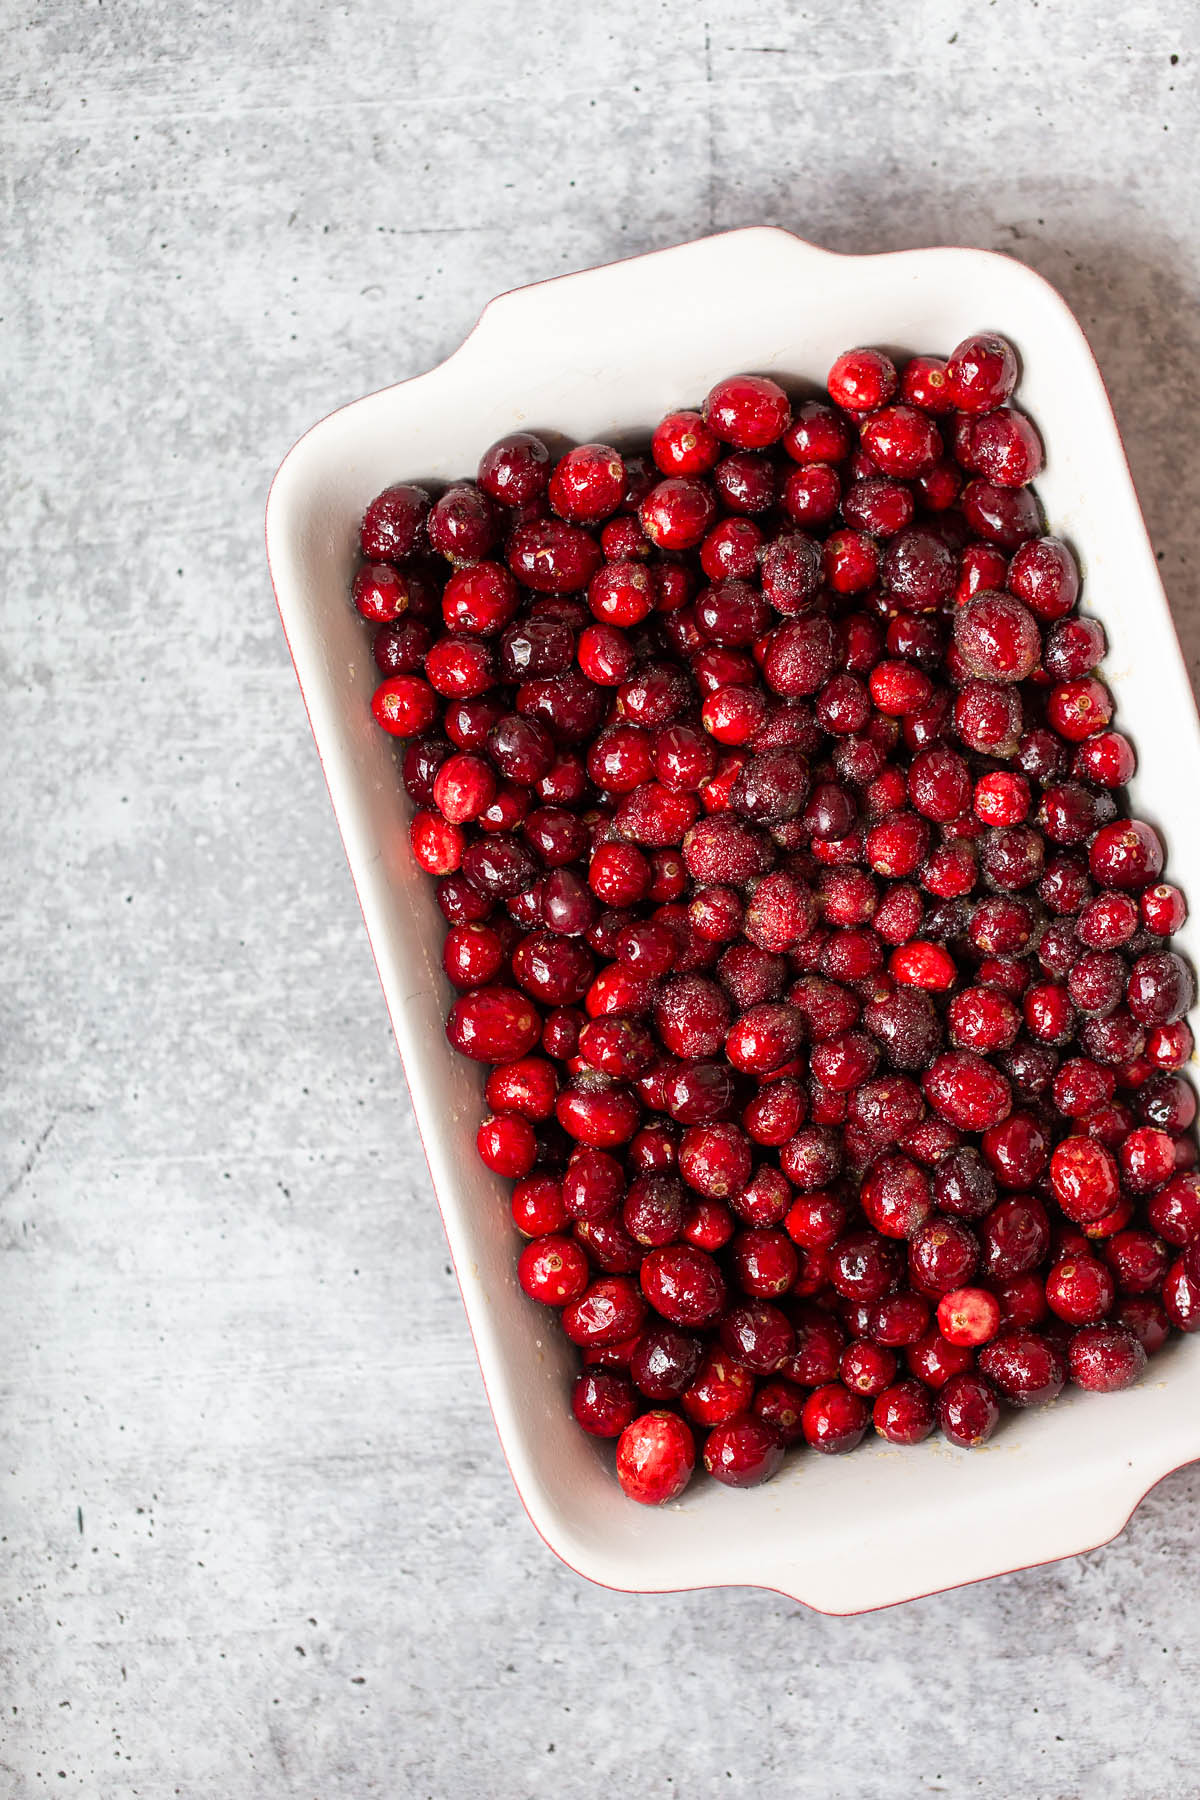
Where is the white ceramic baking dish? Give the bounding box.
[266,227,1200,1613]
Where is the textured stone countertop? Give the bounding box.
[4,3,1200,1795]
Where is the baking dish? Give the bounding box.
[265,226,1200,1613]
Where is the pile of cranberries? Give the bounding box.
[353,332,1199,1506]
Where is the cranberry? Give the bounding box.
[572,1370,637,1437]
[802,1383,869,1453]
[360,482,430,562]
[874,1378,936,1444]
[478,433,551,507]
[703,1419,785,1488]
[937,1285,1001,1346]
[923,1051,1012,1131]
[702,373,791,448]
[937,1371,1000,1447]
[616,1411,696,1504]
[629,1324,702,1400]
[719,1300,795,1373]
[946,333,1018,413]
[954,591,1041,683]
[978,1329,1064,1406]
[682,1347,755,1427]
[1067,1323,1148,1392]
[1089,820,1164,890]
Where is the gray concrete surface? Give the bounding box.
[4,2,1200,1795]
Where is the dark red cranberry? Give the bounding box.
[937,1371,1000,1447]
[978,1329,1064,1406]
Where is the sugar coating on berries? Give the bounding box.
[350,333,1197,1503]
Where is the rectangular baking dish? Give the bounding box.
[266,227,1200,1613]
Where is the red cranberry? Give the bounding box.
[478,433,551,507]
[946,333,1018,413]
[703,1419,785,1487]
[682,1347,756,1426]
[937,1371,1000,1447]
[802,1383,869,1453]
[978,1329,1064,1406]
[1067,1323,1148,1391]
[616,1411,695,1504]
[703,373,791,448]
[874,1379,936,1444]
[360,482,431,562]
[572,1370,637,1437]
[954,591,1041,682]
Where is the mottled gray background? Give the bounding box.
[3,2,1200,1796]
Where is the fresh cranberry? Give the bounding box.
[946,333,1018,412]
[1067,1323,1148,1391]
[937,1371,1000,1447]
[874,1379,937,1444]
[616,1411,695,1504]
[802,1383,870,1453]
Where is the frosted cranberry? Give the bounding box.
[477,433,551,508]
[860,1153,931,1239]
[882,527,956,611]
[1000,1037,1060,1099]
[1081,1006,1147,1067]
[650,973,728,1059]
[979,1330,1064,1407]
[821,528,879,595]
[845,477,915,538]
[506,517,602,593]
[1050,1136,1120,1224]
[1066,952,1124,1019]
[683,815,774,886]
[360,482,431,563]
[713,450,778,514]
[1045,676,1113,743]
[719,944,787,1009]
[873,884,926,945]
[1116,1295,1170,1355]
[937,1371,1000,1447]
[802,1383,869,1453]
[900,747,967,827]
[980,1195,1051,1279]
[680,1350,753,1430]
[953,682,1023,757]
[954,591,1040,683]
[616,1411,695,1505]
[923,1051,1012,1132]
[572,1370,637,1437]
[928,1147,995,1222]
[616,1173,683,1247]
[847,1075,927,1146]
[969,407,1043,488]
[1065,1322,1148,1394]
[1041,616,1103,684]
[561,1148,625,1224]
